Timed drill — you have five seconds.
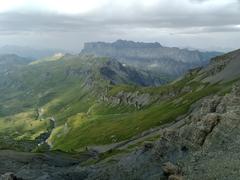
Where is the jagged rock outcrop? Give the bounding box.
[101,91,154,108]
[101,83,192,108]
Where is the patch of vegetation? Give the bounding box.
[108,84,139,96]
[0,111,50,140]
[50,81,222,152]
[0,53,238,154]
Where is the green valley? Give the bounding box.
[0,50,238,153]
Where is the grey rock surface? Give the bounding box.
[82,81,240,179]
[201,49,240,83]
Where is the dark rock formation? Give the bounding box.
[101,91,154,108]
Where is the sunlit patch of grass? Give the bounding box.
[0,110,50,140]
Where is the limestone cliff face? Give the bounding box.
[81,40,221,76]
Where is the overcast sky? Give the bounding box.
[0,0,239,52]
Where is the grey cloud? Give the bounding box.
[0,0,239,34]
[177,26,240,34]
[0,0,240,52]
[0,13,92,33]
[1,9,240,34]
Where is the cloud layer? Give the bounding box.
[0,0,239,52]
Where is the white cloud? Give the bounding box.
[0,0,26,12]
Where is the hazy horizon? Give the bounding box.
[0,39,231,54]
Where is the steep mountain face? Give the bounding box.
[81,40,221,76]
[0,54,164,114]
[0,49,240,180]
[200,49,240,83]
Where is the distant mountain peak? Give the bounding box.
[83,40,162,50]
[113,39,162,48]
[81,40,222,76]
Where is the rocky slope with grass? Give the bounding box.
[79,49,240,180]
[83,82,240,179]
[0,49,240,179]
[0,53,168,152]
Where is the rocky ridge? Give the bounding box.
[83,80,240,180]
[81,40,221,76]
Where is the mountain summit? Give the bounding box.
[81,40,221,76]
[84,40,162,49]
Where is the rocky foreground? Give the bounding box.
[83,81,240,180]
[1,81,240,180]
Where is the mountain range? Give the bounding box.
[81,40,222,76]
[0,44,239,179]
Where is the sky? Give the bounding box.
[0,0,240,52]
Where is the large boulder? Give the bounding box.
[162,162,180,175]
[0,173,22,180]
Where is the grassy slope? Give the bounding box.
[0,55,169,151]
[0,56,108,150]
[0,54,236,152]
[49,73,234,152]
